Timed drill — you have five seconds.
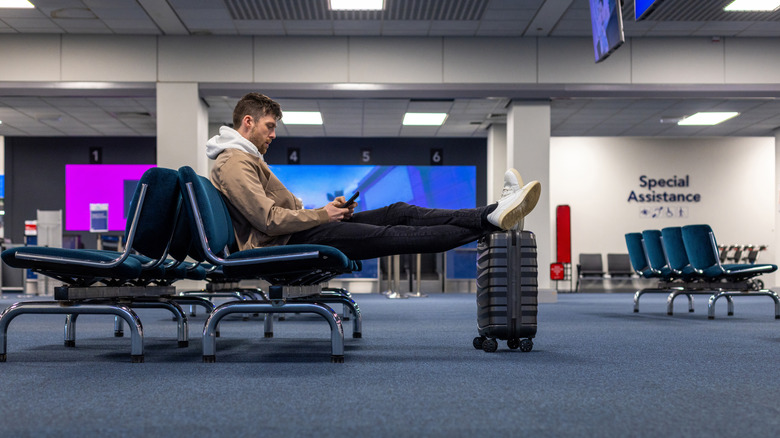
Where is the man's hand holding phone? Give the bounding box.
[325,191,358,222]
[341,191,359,208]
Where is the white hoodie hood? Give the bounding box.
[206,126,263,160]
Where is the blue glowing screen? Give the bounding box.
[270,165,478,279]
[269,165,477,211]
[635,0,664,20]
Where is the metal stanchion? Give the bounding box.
[441,251,447,293]
[384,254,407,299]
[405,253,427,298]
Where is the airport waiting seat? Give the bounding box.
[660,226,733,316]
[575,253,605,292]
[625,233,652,279]
[606,253,634,279]
[625,232,691,313]
[681,224,780,319]
[167,197,270,317]
[0,167,193,362]
[640,229,696,315]
[177,166,360,363]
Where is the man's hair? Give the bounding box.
[232,93,282,128]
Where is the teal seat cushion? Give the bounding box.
[1,246,142,279]
[127,167,182,261]
[624,233,652,278]
[222,244,352,279]
[701,263,777,280]
[682,225,777,280]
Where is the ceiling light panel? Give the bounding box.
[678,112,740,125]
[282,111,323,125]
[724,0,780,11]
[0,0,34,8]
[403,112,448,126]
[329,0,385,11]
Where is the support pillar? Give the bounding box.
[773,128,780,288]
[156,82,208,175]
[507,101,552,290]
[487,123,507,203]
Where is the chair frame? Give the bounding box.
[627,232,694,314]
[0,185,155,362]
[575,253,605,292]
[182,178,353,363]
[0,170,206,362]
[697,230,780,320]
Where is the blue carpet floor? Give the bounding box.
[0,291,778,437]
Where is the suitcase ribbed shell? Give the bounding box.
[476,230,538,340]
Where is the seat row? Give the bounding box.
[624,225,780,318]
[0,166,362,363]
[575,253,633,292]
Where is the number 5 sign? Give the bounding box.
[360,148,372,164]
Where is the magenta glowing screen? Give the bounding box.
[65,164,156,231]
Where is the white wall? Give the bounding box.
[3,35,780,86]
[550,137,776,285]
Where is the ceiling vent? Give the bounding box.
[225,0,488,21]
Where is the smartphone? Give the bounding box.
[342,191,359,207]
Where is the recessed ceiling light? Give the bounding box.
[0,0,34,8]
[283,111,323,125]
[677,112,740,126]
[329,0,385,11]
[403,113,448,126]
[724,0,780,11]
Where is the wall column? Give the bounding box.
[487,123,507,203]
[156,82,208,175]
[507,101,552,290]
[0,135,4,239]
[774,128,780,288]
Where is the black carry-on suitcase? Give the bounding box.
[473,230,538,353]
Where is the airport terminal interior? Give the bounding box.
[1,0,780,436]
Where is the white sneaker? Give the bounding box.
[487,172,541,231]
[500,168,524,201]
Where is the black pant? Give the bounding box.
[287,202,496,260]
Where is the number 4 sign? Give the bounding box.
[287,148,300,164]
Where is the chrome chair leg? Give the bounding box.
[264,313,274,338]
[170,295,216,317]
[0,301,145,363]
[202,301,344,363]
[633,288,669,313]
[666,290,695,315]
[299,294,361,338]
[125,299,189,347]
[633,289,642,313]
[708,290,780,319]
[64,313,78,347]
[114,315,124,337]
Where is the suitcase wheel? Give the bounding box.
[482,338,498,353]
[508,338,534,352]
[473,336,486,350]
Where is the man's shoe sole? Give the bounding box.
[497,181,541,230]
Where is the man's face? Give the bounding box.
[247,114,277,155]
